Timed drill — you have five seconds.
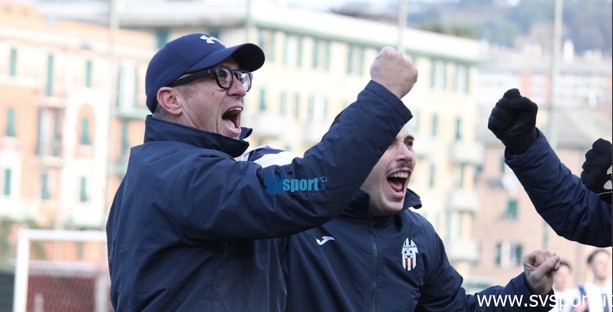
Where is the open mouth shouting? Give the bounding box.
[387,170,410,199]
[222,106,242,138]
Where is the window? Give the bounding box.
[133,67,140,104]
[296,38,303,67]
[428,163,436,187]
[207,29,220,41]
[452,165,465,188]
[454,117,462,140]
[312,40,330,70]
[293,94,300,120]
[454,64,469,93]
[431,114,439,137]
[445,212,462,241]
[430,60,447,90]
[120,121,129,161]
[307,97,314,121]
[308,95,327,123]
[36,112,45,155]
[3,169,11,196]
[79,176,88,202]
[499,156,507,174]
[259,88,267,112]
[257,30,275,63]
[85,60,93,88]
[118,64,137,109]
[41,171,50,200]
[9,48,17,77]
[504,199,518,219]
[6,108,16,137]
[283,35,300,66]
[155,29,169,49]
[280,92,291,116]
[81,118,91,145]
[495,242,523,267]
[36,109,62,157]
[46,54,54,97]
[346,45,364,75]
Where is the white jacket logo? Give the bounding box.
[316,236,335,245]
[401,238,418,271]
[200,34,221,44]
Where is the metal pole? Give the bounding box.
[543,0,563,250]
[13,229,31,312]
[245,0,253,42]
[397,0,407,52]
[104,0,118,224]
[547,0,562,149]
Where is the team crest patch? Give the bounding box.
[401,238,418,271]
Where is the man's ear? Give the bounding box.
[157,87,183,116]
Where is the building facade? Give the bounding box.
[0,1,155,231]
[2,0,486,274]
[2,0,611,303]
[470,44,612,287]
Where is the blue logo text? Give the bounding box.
[264,175,328,195]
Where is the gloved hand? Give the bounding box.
[581,138,612,203]
[488,88,538,155]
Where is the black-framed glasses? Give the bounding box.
[168,67,253,91]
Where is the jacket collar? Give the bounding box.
[343,188,423,226]
[143,116,251,158]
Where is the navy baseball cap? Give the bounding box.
[145,33,265,113]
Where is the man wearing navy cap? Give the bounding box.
[106,33,419,311]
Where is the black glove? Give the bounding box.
[488,88,538,155]
[581,138,612,203]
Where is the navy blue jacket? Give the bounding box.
[106,81,412,311]
[505,130,612,247]
[281,190,553,312]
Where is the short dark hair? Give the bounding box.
[587,249,611,265]
[559,260,572,271]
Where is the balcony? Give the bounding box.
[37,87,68,109]
[243,113,287,139]
[447,141,484,165]
[446,189,480,214]
[36,140,64,167]
[0,198,39,222]
[38,95,68,109]
[115,106,148,120]
[446,238,480,263]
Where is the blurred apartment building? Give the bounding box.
[0,1,155,230]
[470,44,612,286]
[0,0,610,299]
[1,0,483,277]
[0,1,156,308]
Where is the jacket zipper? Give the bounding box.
[368,221,378,312]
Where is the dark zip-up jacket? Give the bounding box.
[106,80,412,311]
[282,190,554,311]
[505,130,612,247]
